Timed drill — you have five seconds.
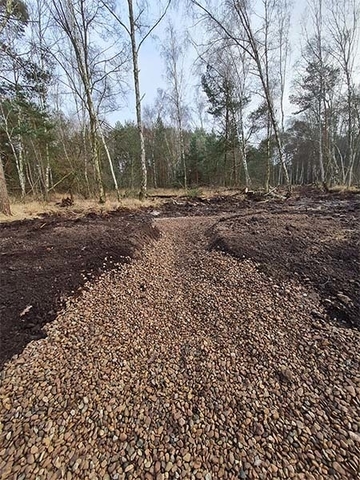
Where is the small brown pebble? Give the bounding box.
[183,453,191,463]
[332,462,346,475]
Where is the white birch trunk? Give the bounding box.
[127,0,147,200]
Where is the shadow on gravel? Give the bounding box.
[208,195,360,329]
[0,210,159,369]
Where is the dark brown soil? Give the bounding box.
[209,194,360,329]
[155,194,250,216]
[0,210,159,369]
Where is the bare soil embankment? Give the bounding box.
[208,194,360,329]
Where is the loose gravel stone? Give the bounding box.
[0,217,359,479]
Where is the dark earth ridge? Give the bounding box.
[208,197,360,329]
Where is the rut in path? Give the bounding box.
[0,217,359,480]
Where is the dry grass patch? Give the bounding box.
[328,184,360,194]
[0,200,58,223]
[0,194,162,223]
[0,188,244,223]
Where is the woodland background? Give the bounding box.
[1,0,360,213]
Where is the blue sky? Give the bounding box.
[112,0,305,125]
[111,1,196,125]
[110,0,336,128]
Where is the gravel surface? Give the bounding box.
[1,216,359,479]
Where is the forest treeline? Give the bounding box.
[1,0,360,214]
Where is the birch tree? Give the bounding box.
[162,22,189,189]
[0,151,11,214]
[232,48,252,187]
[306,0,326,185]
[49,0,126,202]
[102,0,171,199]
[191,0,291,189]
[0,98,26,197]
[29,0,53,199]
[193,14,253,187]
[291,0,341,186]
[327,0,360,186]
[0,0,29,210]
[276,0,291,136]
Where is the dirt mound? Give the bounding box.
[0,211,159,369]
[154,187,360,217]
[209,198,360,329]
[157,195,249,216]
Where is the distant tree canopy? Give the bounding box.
[1,0,360,213]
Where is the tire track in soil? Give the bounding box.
[0,216,359,479]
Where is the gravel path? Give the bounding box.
[1,217,359,480]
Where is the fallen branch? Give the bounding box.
[48,172,75,192]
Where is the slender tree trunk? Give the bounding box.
[179,127,186,189]
[318,100,325,184]
[36,0,51,202]
[25,161,35,195]
[241,148,250,187]
[127,0,147,200]
[346,75,354,187]
[265,116,271,193]
[81,122,91,197]
[84,87,105,202]
[1,104,26,198]
[97,120,120,200]
[152,154,157,189]
[16,111,26,199]
[238,112,251,187]
[316,0,326,187]
[174,80,186,189]
[167,24,186,189]
[130,154,134,190]
[44,142,51,201]
[232,145,237,187]
[89,112,105,203]
[261,0,290,190]
[102,0,171,195]
[17,136,26,199]
[0,158,11,215]
[224,105,229,187]
[347,158,354,187]
[7,134,25,200]
[260,71,290,188]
